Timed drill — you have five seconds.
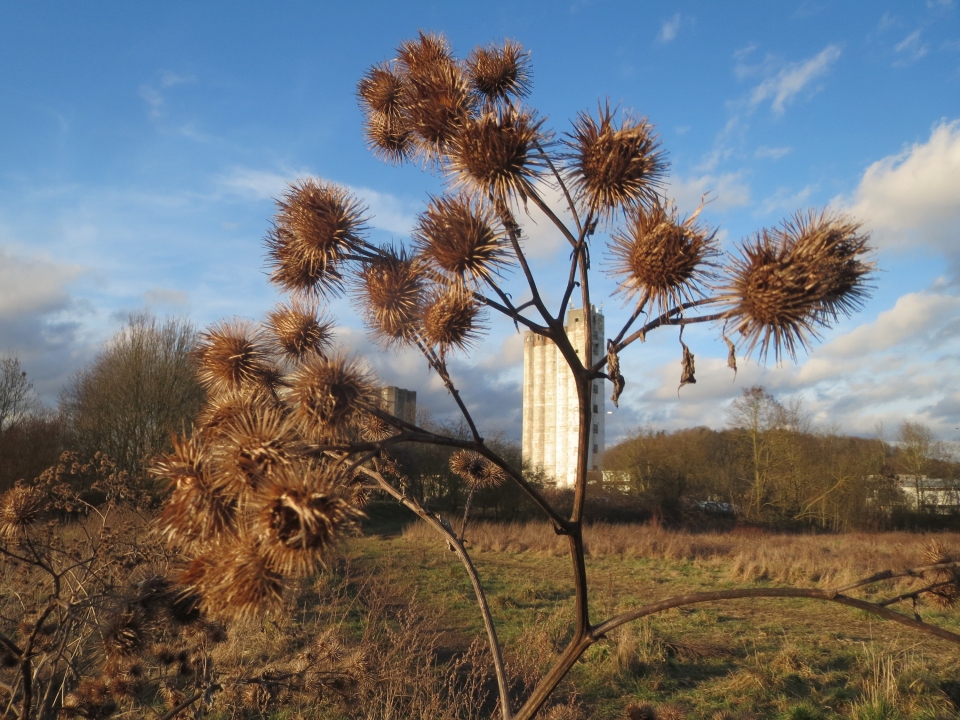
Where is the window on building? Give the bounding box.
[593,384,598,394]
[592,423,598,434]
[592,404,598,414]
[592,444,598,454]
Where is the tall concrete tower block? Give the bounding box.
[378,386,417,424]
[522,306,605,486]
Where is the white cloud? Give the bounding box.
[139,85,164,120]
[749,45,842,114]
[894,30,929,63]
[143,287,189,307]
[512,182,575,260]
[0,247,82,318]
[756,184,814,216]
[842,120,960,259]
[658,14,682,43]
[754,146,792,160]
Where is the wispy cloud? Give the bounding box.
[657,14,682,43]
[894,30,929,64]
[667,171,751,214]
[754,146,792,160]
[756,184,815,216]
[139,85,165,120]
[749,45,842,114]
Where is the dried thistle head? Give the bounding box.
[466,39,532,103]
[195,320,273,395]
[413,193,509,286]
[212,404,300,496]
[608,201,716,314]
[102,608,147,660]
[266,299,335,361]
[717,211,873,361]
[449,450,505,489]
[357,249,425,345]
[447,106,546,199]
[62,678,117,719]
[188,541,285,621]
[923,539,954,566]
[359,413,397,441]
[402,58,474,163]
[422,286,486,357]
[252,467,362,576]
[153,434,237,549]
[397,31,454,75]
[363,111,413,165]
[0,484,47,539]
[289,352,376,436]
[563,102,666,222]
[357,62,406,117]
[267,179,368,297]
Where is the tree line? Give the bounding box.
[603,386,960,530]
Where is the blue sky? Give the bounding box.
[2,1,959,445]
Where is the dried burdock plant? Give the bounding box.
[266,299,335,361]
[289,352,376,436]
[363,110,413,165]
[212,404,300,496]
[449,450,505,489]
[422,285,486,357]
[357,62,406,118]
[563,102,666,222]
[413,193,510,286]
[267,179,368,298]
[252,466,362,576]
[716,211,873,361]
[0,484,47,538]
[195,320,274,396]
[608,201,716,314]
[448,106,546,199]
[357,248,426,345]
[189,540,286,620]
[402,58,475,164]
[466,39,532,104]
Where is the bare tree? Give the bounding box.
[896,420,939,512]
[145,32,960,720]
[0,356,39,441]
[61,313,204,474]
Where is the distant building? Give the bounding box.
[898,476,960,513]
[378,386,417,424]
[522,306,605,486]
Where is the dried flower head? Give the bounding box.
[195,320,273,395]
[413,193,509,286]
[449,450,505,489]
[466,39,532,103]
[397,31,454,75]
[717,211,873,361]
[266,299,335,361]
[357,249,426,345]
[252,468,362,575]
[608,201,716,314]
[191,541,285,620]
[357,62,406,117]
[359,413,397,441]
[448,106,546,199]
[563,103,666,222]
[402,59,474,163]
[363,110,413,165]
[422,286,485,356]
[102,608,147,659]
[267,179,368,297]
[0,484,47,538]
[289,352,376,435]
[154,434,237,548]
[213,404,300,495]
[62,678,117,719]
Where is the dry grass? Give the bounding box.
[405,520,960,589]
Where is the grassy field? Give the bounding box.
[322,517,960,720]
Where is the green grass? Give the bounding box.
[327,520,960,719]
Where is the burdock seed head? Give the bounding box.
[449,450,505,489]
[266,299,335,361]
[189,541,285,620]
[447,106,547,200]
[289,351,376,436]
[267,179,368,298]
[608,201,717,314]
[401,56,474,164]
[357,61,406,118]
[212,404,300,496]
[413,193,509,286]
[0,485,48,539]
[562,102,666,222]
[363,111,413,165]
[252,467,362,576]
[422,285,486,357]
[396,31,455,75]
[466,39,532,104]
[357,248,426,346]
[716,210,873,362]
[195,320,273,395]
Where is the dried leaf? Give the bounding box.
[678,340,696,394]
[606,340,626,408]
[724,335,738,380]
